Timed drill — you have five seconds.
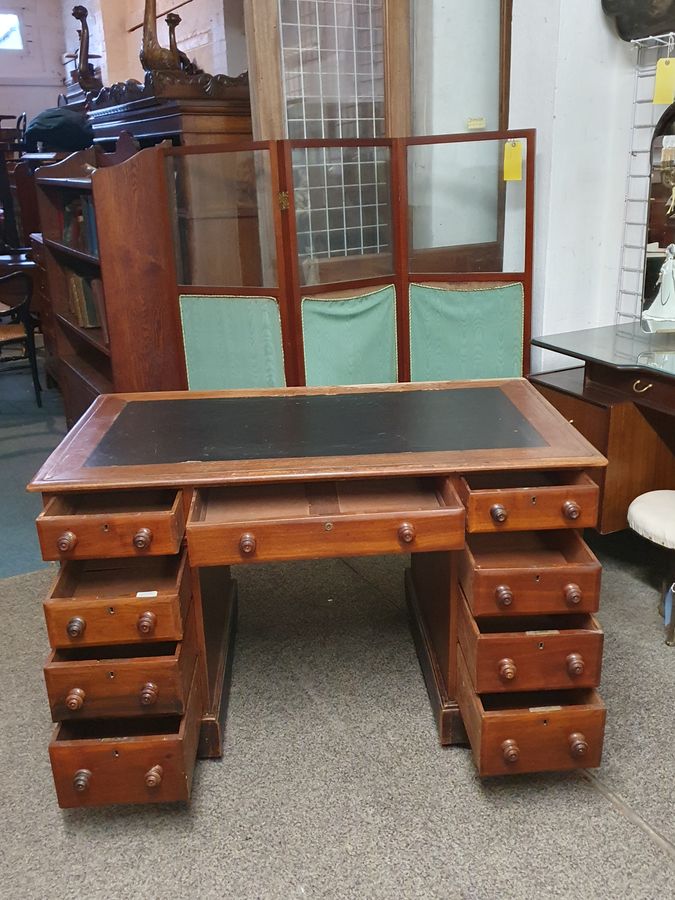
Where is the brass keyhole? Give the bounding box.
[108,671,115,680]
[538,642,544,650]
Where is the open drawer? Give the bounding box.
[43,551,191,648]
[458,530,601,617]
[186,477,465,566]
[456,645,606,776]
[455,471,599,532]
[44,599,197,720]
[49,664,202,808]
[457,588,603,693]
[36,490,186,560]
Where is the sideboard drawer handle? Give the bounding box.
[632,380,653,394]
[564,583,583,607]
[65,687,86,711]
[73,769,91,792]
[239,533,256,555]
[568,732,589,758]
[398,522,416,544]
[490,503,508,524]
[57,530,77,552]
[495,585,514,609]
[498,658,517,682]
[139,682,159,706]
[132,527,153,550]
[501,739,520,764]
[145,765,163,788]
[562,499,581,520]
[566,653,585,677]
[137,611,157,636]
[66,616,86,638]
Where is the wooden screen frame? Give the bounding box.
[158,129,535,388]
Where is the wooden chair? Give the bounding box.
[0,270,41,406]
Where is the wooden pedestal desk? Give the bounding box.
[28,380,608,808]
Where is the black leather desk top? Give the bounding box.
[85,388,545,468]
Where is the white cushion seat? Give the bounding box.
[627,490,675,550]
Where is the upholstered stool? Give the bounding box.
[627,491,675,646]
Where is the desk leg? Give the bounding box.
[406,552,467,746]
[194,566,238,759]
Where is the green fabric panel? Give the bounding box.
[302,285,398,386]
[179,294,286,389]
[409,282,524,381]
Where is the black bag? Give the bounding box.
[24,107,94,152]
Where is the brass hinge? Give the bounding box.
[278,190,289,211]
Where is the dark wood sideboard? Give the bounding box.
[29,380,608,808]
[530,323,675,533]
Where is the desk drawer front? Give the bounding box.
[457,646,606,776]
[37,490,185,561]
[456,472,599,533]
[49,664,201,808]
[44,603,197,720]
[187,478,465,566]
[457,592,603,693]
[43,553,190,648]
[458,531,601,616]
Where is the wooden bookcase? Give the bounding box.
[35,143,185,426]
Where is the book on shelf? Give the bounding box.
[65,272,107,337]
[61,194,99,257]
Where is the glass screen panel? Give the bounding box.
[408,138,527,274]
[166,150,278,288]
[292,144,393,285]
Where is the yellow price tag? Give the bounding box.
[503,140,522,182]
[654,58,675,104]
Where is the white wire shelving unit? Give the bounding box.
[616,33,675,323]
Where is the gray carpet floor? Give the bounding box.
[0,361,66,578]
[0,539,673,899]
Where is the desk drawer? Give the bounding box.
[43,552,191,648]
[458,530,601,617]
[186,478,465,566]
[37,490,185,560]
[457,590,603,693]
[44,601,197,720]
[49,665,202,808]
[455,471,599,532]
[457,646,605,776]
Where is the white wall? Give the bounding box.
[510,0,635,371]
[0,1,65,120]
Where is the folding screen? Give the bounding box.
[163,130,534,389]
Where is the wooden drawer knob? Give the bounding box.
[57,530,77,552]
[132,527,153,550]
[562,499,581,520]
[564,583,583,607]
[73,769,91,792]
[495,585,514,609]
[137,610,157,636]
[398,522,416,544]
[239,532,256,555]
[501,739,520,764]
[139,682,159,706]
[66,616,86,638]
[568,732,589,758]
[145,765,163,788]
[566,652,585,677]
[498,658,517,682]
[65,687,85,711]
[490,503,508,525]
